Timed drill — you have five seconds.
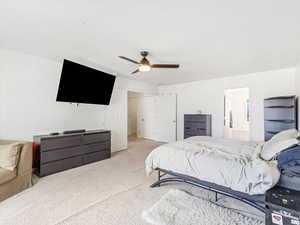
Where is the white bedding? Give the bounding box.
[145,136,280,195]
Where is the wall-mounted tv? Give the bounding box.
[56,60,116,105]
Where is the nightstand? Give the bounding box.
[265,186,300,225]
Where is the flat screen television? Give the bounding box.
[56,60,116,105]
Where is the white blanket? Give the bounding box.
[145,136,280,195]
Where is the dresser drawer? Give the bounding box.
[184,121,207,129]
[40,135,81,151]
[196,130,209,136]
[264,120,296,133]
[185,127,206,133]
[264,98,295,108]
[40,156,83,176]
[265,132,274,141]
[185,129,207,136]
[82,132,110,144]
[184,115,208,122]
[83,151,110,164]
[84,142,110,154]
[264,108,295,121]
[184,134,194,139]
[40,146,83,164]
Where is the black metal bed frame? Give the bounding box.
[150,168,268,214]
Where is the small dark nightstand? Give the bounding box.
[265,186,300,225]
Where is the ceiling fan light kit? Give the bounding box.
[139,64,151,72]
[119,51,179,75]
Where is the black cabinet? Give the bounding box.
[264,96,298,141]
[266,186,300,225]
[184,114,212,139]
[34,130,111,177]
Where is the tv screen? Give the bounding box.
[56,60,116,105]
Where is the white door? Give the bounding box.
[137,94,177,142]
[155,93,177,142]
[137,96,158,139]
[137,97,145,138]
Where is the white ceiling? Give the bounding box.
[1,0,300,85]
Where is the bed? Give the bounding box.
[145,134,299,213]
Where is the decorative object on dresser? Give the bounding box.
[184,114,212,139]
[33,130,111,177]
[264,95,298,141]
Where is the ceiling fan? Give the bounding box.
[118,51,180,74]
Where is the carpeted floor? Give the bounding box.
[0,137,264,225]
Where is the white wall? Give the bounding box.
[159,68,296,141]
[127,97,138,136]
[0,49,157,152]
[1,49,297,148]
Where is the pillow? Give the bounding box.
[271,129,299,141]
[260,138,299,161]
[0,143,22,171]
[277,145,300,169]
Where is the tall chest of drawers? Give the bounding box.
[264,96,298,141]
[184,114,212,139]
[34,130,111,177]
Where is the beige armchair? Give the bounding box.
[0,140,33,201]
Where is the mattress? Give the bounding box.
[145,136,280,195]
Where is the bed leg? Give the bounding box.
[158,170,161,187]
[215,192,218,202]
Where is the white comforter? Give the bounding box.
[145,136,280,195]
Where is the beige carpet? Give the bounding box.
[0,137,264,225]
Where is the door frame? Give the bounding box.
[127,91,178,142]
[224,87,250,141]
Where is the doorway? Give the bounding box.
[127,91,177,143]
[224,88,250,141]
[127,91,140,142]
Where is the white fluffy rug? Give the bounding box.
[143,189,264,225]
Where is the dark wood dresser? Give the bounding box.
[33,130,111,177]
[184,114,212,139]
[264,96,298,141]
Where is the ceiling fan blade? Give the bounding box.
[131,69,140,74]
[119,56,139,64]
[151,64,180,68]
